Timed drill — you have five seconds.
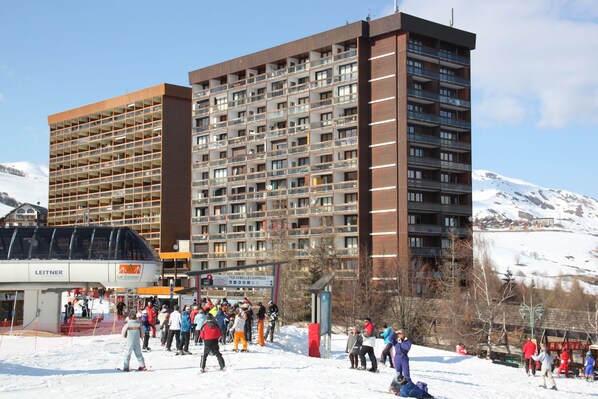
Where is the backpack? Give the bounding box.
[415,381,428,394]
[141,315,150,327]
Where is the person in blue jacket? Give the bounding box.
[179,305,192,355]
[584,351,595,382]
[392,375,434,398]
[380,324,395,367]
[215,307,230,343]
[393,329,412,381]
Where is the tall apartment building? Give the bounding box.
[48,84,191,253]
[188,13,476,276]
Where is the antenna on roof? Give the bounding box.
[450,8,454,27]
[394,0,399,13]
[366,9,371,22]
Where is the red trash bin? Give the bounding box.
[308,323,320,358]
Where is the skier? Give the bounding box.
[584,351,595,382]
[180,305,192,355]
[346,326,363,369]
[532,344,557,390]
[392,375,435,398]
[265,300,279,342]
[256,302,267,346]
[521,337,537,376]
[116,299,126,319]
[555,348,570,377]
[120,312,147,371]
[199,314,226,372]
[243,303,254,343]
[194,308,207,345]
[145,301,157,338]
[394,329,412,381]
[232,308,248,352]
[165,305,181,354]
[157,305,169,346]
[359,317,377,372]
[380,324,396,368]
[140,309,151,351]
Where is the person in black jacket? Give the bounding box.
[265,300,279,342]
[199,314,225,372]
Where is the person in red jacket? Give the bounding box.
[522,337,537,376]
[199,314,225,372]
[145,301,157,338]
[556,348,570,377]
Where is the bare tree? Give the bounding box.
[469,236,517,358]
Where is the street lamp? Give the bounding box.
[519,281,544,342]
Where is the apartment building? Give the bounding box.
[188,13,476,276]
[47,84,191,253]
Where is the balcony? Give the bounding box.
[408,224,443,234]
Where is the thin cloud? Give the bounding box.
[396,0,598,130]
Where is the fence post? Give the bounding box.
[34,319,39,351]
[92,317,100,336]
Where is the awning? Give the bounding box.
[137,286,187,296]
[159,252,191,260]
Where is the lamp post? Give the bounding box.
[519,281,544,342]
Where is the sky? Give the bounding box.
[1,313,597,399]
[0,0,597,199]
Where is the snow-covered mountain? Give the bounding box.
[0,162,48,217]
[0,162,596,292]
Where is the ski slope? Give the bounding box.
[0,324,594,399]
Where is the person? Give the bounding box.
[199,313,226,372]
[120,312,147,371]
[346,326,363,369]
[380,324,396,368]
[189,305,200,336]
[63,304,70,324]
[157,305,169,346]
[180,305,192,355]
[231,308,248,352]
[140,309,151,351]
[455,343,468,355]
[359,317,377,372]
[584,351,595,382]
[116,299,126,319]
[65,301,75,323]
[145,301,157,338]
[165,305,181,354]
[394,330,412,381]
[215,306,230,344]
[391,375,434,398]
[521,337,537,376]
[555,348,570,377]
[256,302,267,346]
[532,344,557,390]
[194,308,207,345]
[243,303,254,343]
[265,300,279,342]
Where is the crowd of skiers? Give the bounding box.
[522,336,596,390]
[121,296,279,373]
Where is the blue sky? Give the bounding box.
[1,0,597,200]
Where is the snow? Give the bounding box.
[0,161,48,216]
[0,314,596,398]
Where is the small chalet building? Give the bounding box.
[0,203,48,227]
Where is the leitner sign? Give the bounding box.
[212,275,274,288]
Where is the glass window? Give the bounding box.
[71,228,94,260]
[90,229,113,260]
[345,237,358,248]
[8,227,35,259]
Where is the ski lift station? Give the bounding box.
[0,226,161,332]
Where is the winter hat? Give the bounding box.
[141,309,148,314]
[587,351,593,356]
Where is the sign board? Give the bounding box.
[547,341,590,351]
[30,264,69,282]
[201,274,213,286]
[117,264,142,282]
[319,291,331,335]
[212,274,274,288]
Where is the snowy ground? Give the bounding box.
[0,322,595,399]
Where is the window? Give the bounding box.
[320,132,332,141]
[345,193,357,203]
[213,168,227,178]
[407,103,423,113]
[344,150,357,159]
[409,237,423,247]
[237,242,245,251]
[214,242,226,253]
[441,173,458,183]
[320,154,333,163]
[410,148,424,157]
[345,237,358,248]
[256,241,265,251]
[298,197,309,207]
[321,174,333,184]
[345,215,357,225]
[440,109,454,119]
[298,238,310,249]
[320,91,332,100]
[232,90,246,100]
[238,129,246,137]
[440,67,455,76]
[339,128,357,138]
[407,59,423,68]
[339,62,357,75]
[271,160,285,170]
[298,157,309,166]
[337,83,357,96]
[344,171,357,181]
[277,102,287,109]
[440,88,455,97]
[196,135,208,145]
[257,106,266,114]
[440,131,457,140]
[218,261,226,268]
[315,69,332,81]
[408,192,423,202]
[440,152,454,162]
[408,169,422,179]
[444,216,458,227]
[320,113,332,126]
[298,117,309,126]
[298,96,309,104]
[320,196,333,206]
[218,224,226,233]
